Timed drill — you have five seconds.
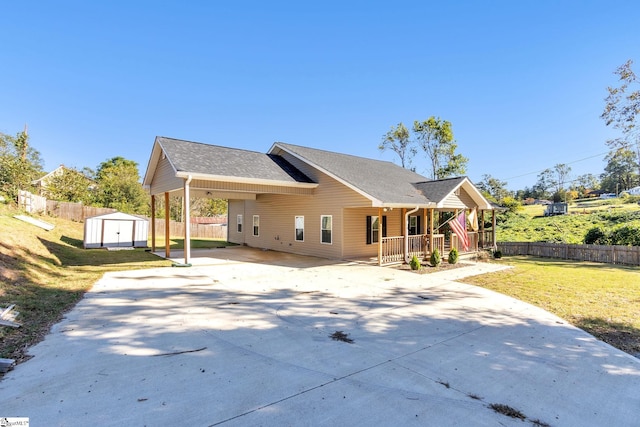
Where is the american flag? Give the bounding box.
[450,211,469,251]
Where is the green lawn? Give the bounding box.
[150,237,235,250]
[466,256,640,355]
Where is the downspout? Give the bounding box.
[404,206,420,264]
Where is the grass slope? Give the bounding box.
[498,198,640,243]
[0,204,172,365]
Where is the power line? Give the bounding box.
[504,142,637,181]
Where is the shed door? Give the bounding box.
[102,220,134,247]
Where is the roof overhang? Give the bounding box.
[174,171,318,189]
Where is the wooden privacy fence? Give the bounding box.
[498,242,640,266]
[46,200,116,221]
[152,219,228,240]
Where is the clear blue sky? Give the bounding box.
[2,1,639,191]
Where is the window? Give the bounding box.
[237,214,243,233]
[295,216,304,242]
[366,215,387,244]
[409,215,421,235]
[321,215,332,244]
[253,215,259,237]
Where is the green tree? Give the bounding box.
[602,59,640,176]
[573,173,600,197]
[45,167,95,203]
[94,156,148,214]
[476,174,510,203]
[194,198,228,217]
[600,148,638,192]
[534,169,554,199]
[379,122,415,169]
[552,163,572,193]
[0,130,43,200]
[413,117,468,179]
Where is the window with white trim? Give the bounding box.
[295,216,304,242]
[253,215,259,237]
[366,215,386,244]
[321,215,332,244]
[237,214,242,233]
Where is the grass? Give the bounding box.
[465,256,640,355]
[498,197,640,244]
[0,204,173,365]
[151,237,233,250]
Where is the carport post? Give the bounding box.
[164,192,170,258]
[184,175,192,264]
[151,194,156,252]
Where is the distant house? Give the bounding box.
[32,165,95,198]
[143,137,498,265]
[623,186,640,196]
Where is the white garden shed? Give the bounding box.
[83,212,149,249]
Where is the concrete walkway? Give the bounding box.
[1,247,638,426]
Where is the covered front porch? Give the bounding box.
[371,207,498,266]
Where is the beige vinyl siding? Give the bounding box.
[441,187,476,209]
[228,200,245,245]
[237,163,374,258]
[342,208,405,258]
[149,155,183,195]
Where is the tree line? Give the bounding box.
[0,131,226,219]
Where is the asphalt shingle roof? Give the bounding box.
[155,137,480,207]
[412,177,467,204]
[273,143,433,205]
[157,137,313,183]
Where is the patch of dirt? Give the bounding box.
[329,331,354,344]
[489,403,526,420]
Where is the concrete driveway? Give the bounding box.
[1,247,638,426]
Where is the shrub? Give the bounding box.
[493,249,502,259]
[448,247,459,264]
[409,255,421,270]
[584,227,609,245]
[430,248,441,267]
[610,225,640,246]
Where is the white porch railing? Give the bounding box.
[380,234,445,265]
[451,232,479,253]
[381,236,404,264]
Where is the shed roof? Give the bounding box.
[85,212,147,221]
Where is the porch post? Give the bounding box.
[480,209,485,248]
[164,192,170,258]
[151,194,156,252]
[492,209,497,250]
[402,208,407,261]
[422,208,427,258]
[429,208,434,255]
[377,207,383,266]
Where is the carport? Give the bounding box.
[142,137,317,264]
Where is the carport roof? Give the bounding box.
[149,137,314,184]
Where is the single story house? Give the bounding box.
[143,137,498,265]
[623,186,640,196]
[32,165,95,197]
